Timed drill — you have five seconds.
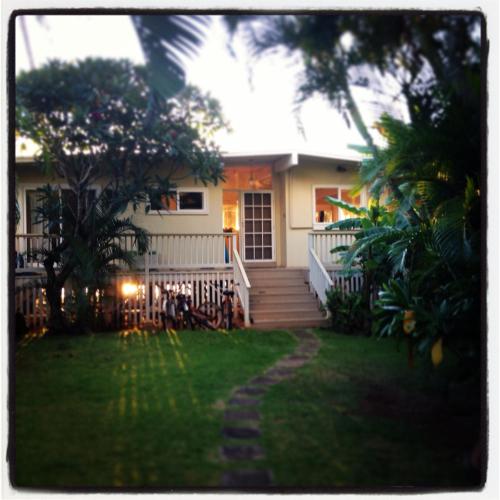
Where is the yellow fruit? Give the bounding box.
[403,310,416,335]
[431,338,443,366]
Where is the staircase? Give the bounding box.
[246,268,329,329]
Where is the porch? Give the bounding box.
[14,232,249,330]
[14,231,361,330]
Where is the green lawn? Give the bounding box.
[13,328,482,490]
[260,329,482,489]
[14,328,296,488]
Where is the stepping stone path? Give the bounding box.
[219,328,321,489]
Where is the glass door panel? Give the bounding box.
[242,191,273,262]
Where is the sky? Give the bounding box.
[14,14,397,159]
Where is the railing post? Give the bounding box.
[231,233,237,264]
[145,239,150,323]
[243,287,250,326]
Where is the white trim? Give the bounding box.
[312,184,367,230]
[241,190,275,263]
[147,187,209,215]
[274,152,298,172]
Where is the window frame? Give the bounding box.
[147,187,209,215]
[22,183,99,234]
[312,184,366,230]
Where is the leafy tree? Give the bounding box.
[226,13,482,366]
[325,198,395,325]
[16,58,227,334]
[326,110,480,366]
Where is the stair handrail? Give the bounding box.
[308,245,333,309]
[232,248,252,326]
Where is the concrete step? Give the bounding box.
[250,293,318,305]
[252,309,324,321]
[250,285,310,296]
[246,267,325,329]
[249,277,309,288]
[251,318,329,330]
[246,268,306,279]
[250,303,322,315]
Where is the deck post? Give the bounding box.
[232,233,237,264]
[145,246,150,323]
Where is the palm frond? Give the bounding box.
[132,15,209,99]
[326,218,363,230]
[324,196,368,217]
[432,197,468,264]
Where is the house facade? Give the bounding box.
[15,152,365,329]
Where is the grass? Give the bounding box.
[13,328,296,488]
[260,329,482,489]
[13,327,482,490]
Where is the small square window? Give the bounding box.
[149,188,207,214]
[179,191,203,210]
[150,192,177,211]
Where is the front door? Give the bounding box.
[242,191,274,262]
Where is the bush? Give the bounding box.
[325,288,368,335]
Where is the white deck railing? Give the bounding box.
[15,233,237,270]
[14,233,251,330]
[308,231,363,300]
[232,248,251,326]
[308,230,358,266]
[308,246,333,308]
[329,269,364,295]
[143,233,236,269]
[15,234,63,268]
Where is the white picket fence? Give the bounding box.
[14,269,237,330]
[114,270,234,328]
[15,275,48,328]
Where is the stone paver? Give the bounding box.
[228,397,261,407]
[219,329,321,489]
[224,410,261,421]
[221,444,265,461]
[265,367,295,377]
[287,354,311,361]
[221,470,273,488]
[275,358,308,368]
[235,386,267,396]
[293,331,315,340]
[222,427,261,439]
[297,345,319,353]
[249,375,278,386]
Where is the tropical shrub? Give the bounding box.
[325,288,366,335]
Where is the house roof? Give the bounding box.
[222,150,361,172]
[16,150,362,170]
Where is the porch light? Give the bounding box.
[122,282,138,297]
[249,172,257,189]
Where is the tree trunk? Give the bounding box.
[44,257,69,335]
[45,278,67,335]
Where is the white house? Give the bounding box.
[15,151,365,329]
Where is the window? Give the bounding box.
[149,188,208,214]
[223,166,272,190]
[313,186,362,228]
[26,188,96,234]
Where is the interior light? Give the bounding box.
[122,282,138,296]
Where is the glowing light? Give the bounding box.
[122,282,138,296]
